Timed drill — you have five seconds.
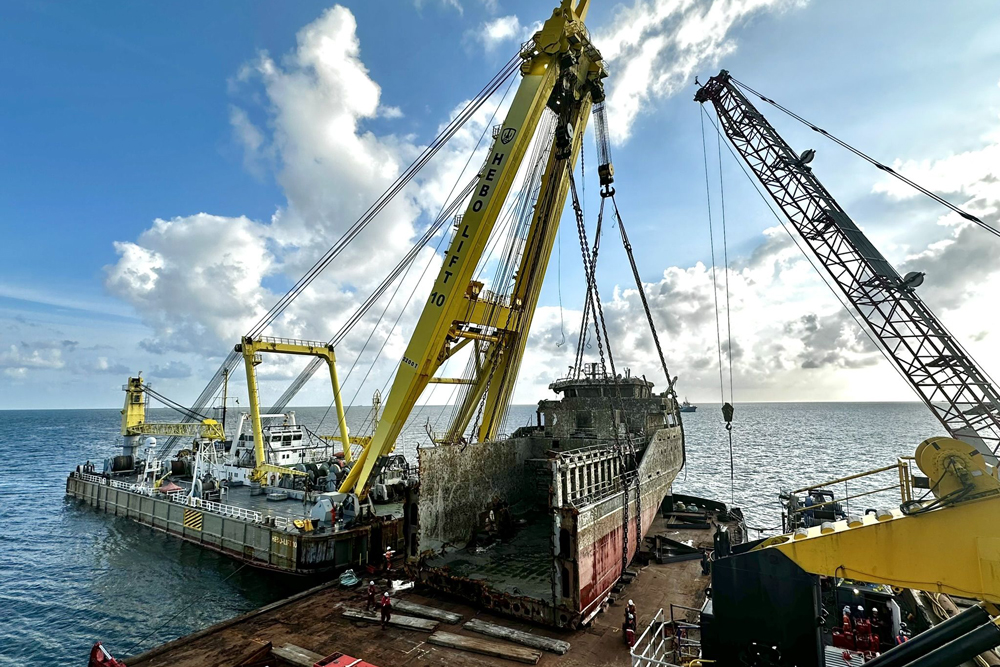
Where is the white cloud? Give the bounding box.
[106,213,275,354]
[0,339,76,377]
[595,0,805,142]
[477,15,523,51]
[104,5,474,404]
[379,105,404,119]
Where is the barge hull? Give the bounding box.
[66,473,402,574]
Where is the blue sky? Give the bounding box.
[3,0,1000,410]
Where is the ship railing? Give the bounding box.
[568,469,638,509]
[72,471,158,496]
[254,335,330,349]
[631,608,682,667]
[669,604,704,664]
[73,471,303,531]
[783,457,917,531]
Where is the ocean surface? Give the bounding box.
[0,402,942,665]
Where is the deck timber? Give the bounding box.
[122,512,720,667]
[65,473,403,574]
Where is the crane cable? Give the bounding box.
[729,77,1000,240]
[248,54,522,339]
[155,54,522,457]
[699,106,924,416]
[700,109,736,505]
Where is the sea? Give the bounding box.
[0,402,942,665]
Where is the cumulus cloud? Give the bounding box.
[468,15,528,53]
[0,339,77,378]
[106,213,275,354]
[595,0,806,142]
[105,5,482,405]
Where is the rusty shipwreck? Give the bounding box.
[405,363,685,628]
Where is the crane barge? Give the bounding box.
[66,0,691,630]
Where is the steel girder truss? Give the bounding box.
[696,71,1000,459]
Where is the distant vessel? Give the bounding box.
[680,398,697,413]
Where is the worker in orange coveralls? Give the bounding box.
[623,600,638,647]
[366,580,377,611]
[380,592,393,629]
[384,547,394,572]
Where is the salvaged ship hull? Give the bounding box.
[404,369,684,628]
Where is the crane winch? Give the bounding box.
[696,69,1000,464]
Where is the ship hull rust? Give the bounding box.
[407,371,685,628]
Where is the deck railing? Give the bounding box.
[630,608,682,667]
[72,471,298,531]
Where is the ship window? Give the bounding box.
[283,435,292,443]
[561,564,570,595]
[575,411,592,429]
[559,527,571,557]
[293,434,302,441]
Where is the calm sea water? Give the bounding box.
[0,402,942,664]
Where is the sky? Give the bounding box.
[2,0,1000,414]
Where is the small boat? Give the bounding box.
[266,490,289,502]
[680,398,697,413]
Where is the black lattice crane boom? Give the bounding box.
[696,69,1000,462]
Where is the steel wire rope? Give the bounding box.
[267,178,478,421]
[471,150,562,440]
[313,177,480,435]
[142,385,211,423]
[699,107,921,402]
[156,55,521,456]
[716,119,736,407]
[449,114,556,437]
[247,55,522,339]
[701,109,736,504]
[729,77,1000,240]
[334,72,520,451]
[485,127,564,435]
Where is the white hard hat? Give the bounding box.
[857,605,864,611]
[370,580,375,585]
[384,592,390,596]
[628,600,634,605]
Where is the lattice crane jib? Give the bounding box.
[696,69,1000,463]
[340,1,608,498]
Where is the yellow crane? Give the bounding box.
[339,0,607,499]
[120,376,224,443]
[235,335,353,484]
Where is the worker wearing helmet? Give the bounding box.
[380,592,393,629]
[366,580,377,611]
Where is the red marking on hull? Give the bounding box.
[578,498,660,613]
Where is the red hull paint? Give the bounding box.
[578,495,661,614]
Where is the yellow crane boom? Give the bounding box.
[340,0,606,499]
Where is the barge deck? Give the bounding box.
[120,511,724,667]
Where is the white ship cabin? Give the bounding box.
[231,412,332,467]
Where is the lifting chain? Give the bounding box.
[568,169,640,577]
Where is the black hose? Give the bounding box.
[863,603,991,667]
[902,619,1000,667]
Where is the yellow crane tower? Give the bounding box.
[338,0,608,499]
